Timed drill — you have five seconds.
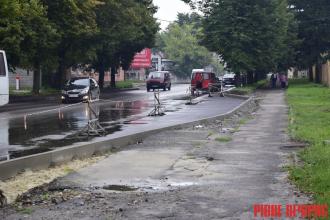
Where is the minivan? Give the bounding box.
[146,71,171,91]
[191,70,217,95]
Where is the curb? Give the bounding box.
[0,96,254,181]
[9,95,60,103]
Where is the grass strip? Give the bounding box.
[287,79,330,206]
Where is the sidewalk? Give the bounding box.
[1,90,310,219]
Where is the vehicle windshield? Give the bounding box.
[149,72,163,79]
[0,53,6,76]
[66,79,89,87]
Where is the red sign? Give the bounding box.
[131,48,151,69]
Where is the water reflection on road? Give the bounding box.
[1,100,149,160]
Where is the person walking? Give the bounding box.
[280,73,287,89]
[270,73,277,89]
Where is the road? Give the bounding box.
[0,84,190,160]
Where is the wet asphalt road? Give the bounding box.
[0,84,191,160]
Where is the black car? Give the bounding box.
[61,77,100,103]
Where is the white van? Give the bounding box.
[0,50,9,106]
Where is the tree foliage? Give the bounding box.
[200,0,296,80]
[0,0,23,68]
[289,0,330,80]
[0,0,158,91]
[181,1,295,83]
[184,0,330,82]
[41,0,99,87]
[157,13,223,78]
[93,0,158,88]
[0,0,59,93]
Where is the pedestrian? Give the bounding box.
[270,73,277,89]
[280,73,287,89]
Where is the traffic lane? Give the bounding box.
[121,83,190,100]
[0,84,190,120]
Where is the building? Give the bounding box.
[151,51,174,72]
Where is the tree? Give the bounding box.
[177,12,202,28]
[157,13,223,78]
[184,0,297,82]
[20,0,59,94]
[41,0,99,88]
[93,0,158,88]
[0,0,25,68]
[289,0,330,82]
[0,0,59,94]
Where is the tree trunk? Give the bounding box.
[255,70,267,82]
[110,66,116,88]
[293,68,298,78]
[33,63,41,94]
[247,71,254,84]
[98,65,105,89]
[56,59,67,89]
[315,62,322,84]
[308,66,313,82]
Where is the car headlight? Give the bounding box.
[80,87,89,94]
[61,90,68,95]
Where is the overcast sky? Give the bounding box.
[153,0,192,30]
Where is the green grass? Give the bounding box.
[230,79,268,95]
[207,131,214,137]
[215,136,232,142]
[16,207,33,215]
[287,79,330,207]
[10,86,60,96]
[115,80,134,89]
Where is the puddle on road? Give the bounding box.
[1,100,149,160]
[102,185,138,192]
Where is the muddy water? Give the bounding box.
[0,100,149,160]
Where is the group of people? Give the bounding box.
[270,73,288,89]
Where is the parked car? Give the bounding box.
[146,71,171,91]
[191,69,217,95]
[61,77,100,103]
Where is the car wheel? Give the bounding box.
[168,84,171,91]
[163,86,166,91]
[147,87,150,92]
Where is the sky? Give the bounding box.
[153,0,192,30]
